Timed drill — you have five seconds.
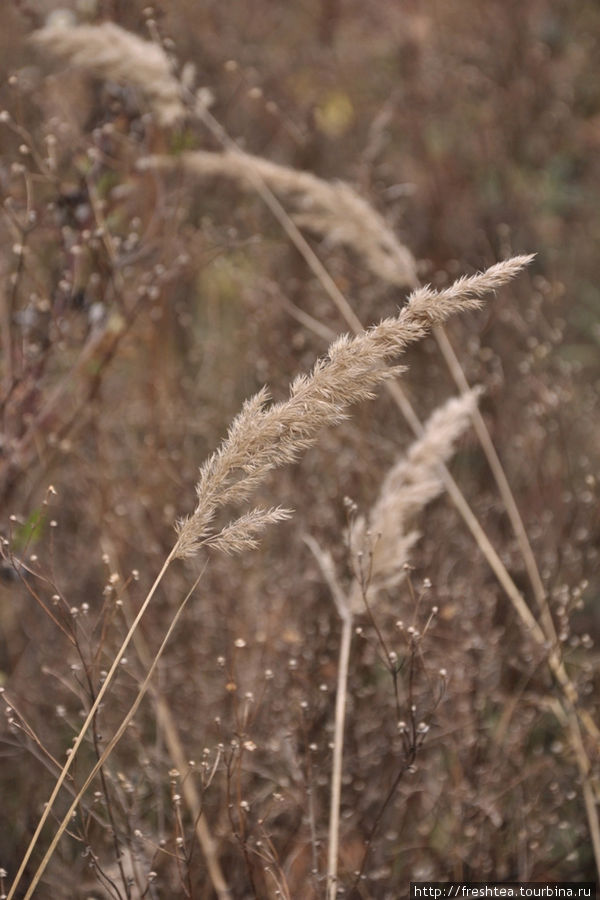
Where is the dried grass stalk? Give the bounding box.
[174,256,533,559]
[313,392,479,899]
[140,149,418,287]
[31,22,184,126]
[349,389,480,609]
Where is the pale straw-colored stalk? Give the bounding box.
[19,572,205,900]
[327,605,352,900]
[7,549,175,900]
[309,389,480,900]
[109,557,232,900]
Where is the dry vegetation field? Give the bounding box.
[0,1,599,897]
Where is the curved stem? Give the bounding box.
[8,549,176,900]
[20,562,199,900]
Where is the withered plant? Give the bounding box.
[1,6,598,899]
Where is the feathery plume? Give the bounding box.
[31,22,184,127]
[179,507,292,558]
[349,390,480,609]
[174,256,533,558]
[139,149,418,287]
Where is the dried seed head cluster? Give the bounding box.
[174,256,533,558]
[31,22,185,126]
[349,389,481,609]
[140,149,419,287]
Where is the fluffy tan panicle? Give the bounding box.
[349,390,480,610]
[140,150,418,287]
[31,22,184,127]
[174,256,533,558]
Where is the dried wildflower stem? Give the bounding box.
[0,690,67,781]
[431,328,600,743]
[154,698,232,899]
[429,328,600,810]
[8,549,178,900]
[113,582,230,899]
[430,326,600,781]
[19,570,204,900]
